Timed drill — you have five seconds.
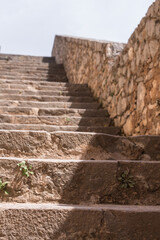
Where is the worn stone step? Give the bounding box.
[0,71,65,76]
[0,64,63,70]
[0,66,64,71]
[0,157,159,205]
[0,69,65,74]
[0,114,110,126]
[0,203,159,239]
[0,107,108,117]
[0,83,90,93]
[0,58,54,62]
[0,123,118,134]
[0,53,55,62]
[0,64,60,71]
[0,70,66,76]
[0,79,88,88]
[0,94,93,103]
[0,89,91,97]
[0,75,68,82]
[0,130,159,160]
[0,61,56,67]
[0,74,67,80]
[0,74,67,82]
[0,100,100,109]
[0,65,59,72]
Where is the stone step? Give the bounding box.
[0,64,60,70]
[0,203,159,239]
[0,100,100,109]
[0,65,64,70]
[0,157,159,205]
[0,114,109,126]
[0,70,64,75]
[0,59,56,66]
[0,83,90,92]
[0,107,107,117]
[0,89,91,97]
[0,94,93,102]
[0,130,159,160]
[0,64,59,71]
[0,79,88,87]
[0,74,67,80]
[0,123,118,134]
[0,74,67,81]
[0,53,55,62]
[0,64,62,69]
[0,75,68,82]
[0,64,63,68]
[0,70,66,76]
[0,57,54,61]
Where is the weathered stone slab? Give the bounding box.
[0,130,159,160]
[0,203,159,240]
[0,158,160,205]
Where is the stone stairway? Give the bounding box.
[0,54,160,239]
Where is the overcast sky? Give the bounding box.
[0,0,155,56]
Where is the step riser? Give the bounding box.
[0,131,158,160]
[0,158,159,205]
[0,70,65,74]
[0,123,118,134]
[0,54,55,61]
[0,100,100,109]
[0,95,93,103]
[0,84,90,92]
[0,65,63,69]
[0,72,66,77]
[0,204,159,239]
[0,80,88,87]
[0,76,67,82]
[0,89,91,97]
[0,115,109,126]
[0,107,107,117]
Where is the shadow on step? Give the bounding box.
[45,56,67,82]
[45,56,120,134]
[47,135,160,239]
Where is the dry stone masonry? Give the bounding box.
[0,0,159,239]
[53,0,160,136]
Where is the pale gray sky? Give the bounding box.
[0,0,155,56]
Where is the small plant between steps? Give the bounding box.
[0,178,8,195]
[17,161,34,177]
[118,169,135,189]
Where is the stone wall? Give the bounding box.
[52,0,160,136]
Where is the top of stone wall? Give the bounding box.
[53,35,126,57]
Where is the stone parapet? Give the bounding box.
[52,0,160,136]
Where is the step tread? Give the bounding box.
[0,80,88,87]
[0,100,100,109]
[0,94,94,102]
[0,156,159,163]
[0,129,159,160]
[0,89,91,95]
[0,202,159,239]
[0,122,118,134]
[0,202,160,211]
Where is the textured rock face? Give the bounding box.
[52,0,160,136]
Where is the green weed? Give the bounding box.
[0,178,8,195]
[17,161,34,178]
[118,169,135,189]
